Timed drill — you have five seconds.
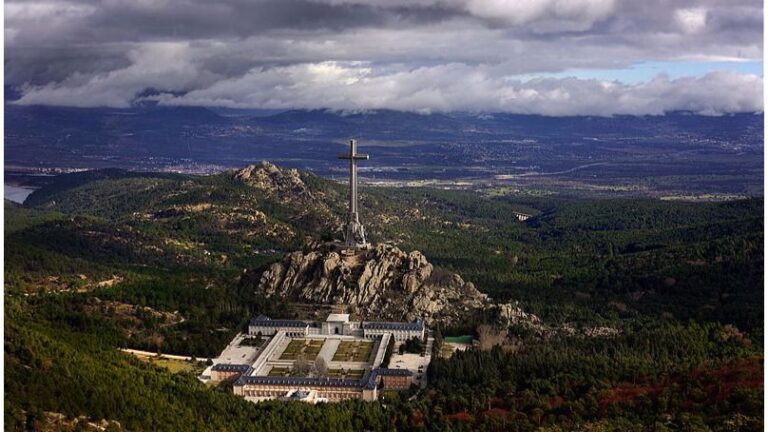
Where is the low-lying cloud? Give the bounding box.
[17,59,762,116]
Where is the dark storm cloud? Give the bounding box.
[5,0,764,115]
[88,1,389,41]
[5,45,132,86]
[8,0,460,46]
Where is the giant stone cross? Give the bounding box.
[338,139,369,249]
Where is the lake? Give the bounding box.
[5,184,37,204]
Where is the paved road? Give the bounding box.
[119,348,203,361]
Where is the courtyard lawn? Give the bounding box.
[268,367,291,376]
[327,368,365,379]
[279,339,305,360]
[279,338,325,361]
[345,369,365,379]
[332,341,374,362]
[305,340,324,358]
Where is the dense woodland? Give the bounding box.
[5,167,763,431]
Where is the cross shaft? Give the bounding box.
[337,139,369,249]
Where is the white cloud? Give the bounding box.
[20,59,755,116]
[5,1,96,20]
[465,0,616,28]
[675,8,708,34]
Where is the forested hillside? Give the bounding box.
[5,164,763,431]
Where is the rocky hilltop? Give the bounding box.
[256,243,539,326]
[234,161,317,203]
[233,162,342,238]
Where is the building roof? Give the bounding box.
[251,314,424,331]
[362,368,413,389]
[249,315,312,328]
[234,375,363,388]
[212,363,251,372]
[376,368,414,377]
[212,364,254,374]
[362,320,424,331]
[326,313,350,323]
[234,367,413,390]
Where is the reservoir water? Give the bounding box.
[5,184,37,204]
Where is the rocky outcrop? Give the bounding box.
[233,162,341,235]
[234,161,313,200]
[255,243,539,326]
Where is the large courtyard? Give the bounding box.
[254,335,384,377]
[203,312,428,403]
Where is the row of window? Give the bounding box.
[241,389,362,400]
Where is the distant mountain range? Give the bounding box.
[4,102,763,197]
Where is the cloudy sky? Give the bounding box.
[5,0,764,115]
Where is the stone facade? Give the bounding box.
[211,364,252,381]
[362,321,425,342]
[248,315,315,337]
[249,313,424,341]
[379,370,413,390]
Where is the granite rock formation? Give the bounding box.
[234,162,342,238]
[235,161,316,202]
[256,243,539,326]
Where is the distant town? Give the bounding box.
[5,107,763,201]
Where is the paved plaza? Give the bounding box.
[214,333,262,364]
[388,337,433,388]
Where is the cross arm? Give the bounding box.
[338,154,370,160]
